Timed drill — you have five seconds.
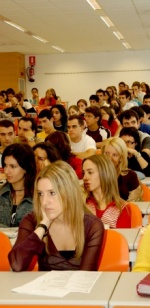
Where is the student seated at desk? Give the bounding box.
[132,224,150,272]
[101,137,142,202]
[0,143,36,227]
[119,127,150,177]
[8,161,104,272]
[82,154,131,228]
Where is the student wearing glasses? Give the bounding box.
[67,115,96,160]
[119,127,150,177]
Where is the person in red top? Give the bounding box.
[100,106,119,136]
[39,88,56,106]
[82,154,131,228]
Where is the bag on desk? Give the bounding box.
[136,273,150,296]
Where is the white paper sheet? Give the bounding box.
[12,271,101,297]
[0,227,18,238]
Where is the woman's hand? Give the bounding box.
[40,208,52,229]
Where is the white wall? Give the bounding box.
[25,50,150,107]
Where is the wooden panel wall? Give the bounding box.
[0,52,26,92]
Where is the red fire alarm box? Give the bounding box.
[29,56,36,66]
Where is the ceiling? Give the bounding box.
[0,0,150,55]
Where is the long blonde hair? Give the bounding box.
[101,137,128,176]
[83,154,122,210]
[34,160,85,258]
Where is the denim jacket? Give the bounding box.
[0,182,33,227]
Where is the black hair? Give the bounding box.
[50,104,68,127]
[131,106,144,119]
[6,88,15,95]
[85,106,101,125]
[68,115,84,126]
[119,90,131,99]
[119,109,139,125]
[119,127,141,152]
[0,119,14,129]
[45,131,73,161]
[140,104,150,114]
[2,143,36,197]
[89,94,99,102]
[18,117,37,134]
[31,88,38,92]
[143,93,150,100]
[33,141,61,162]
[119,81,126,87]
[100,106,114,126]
[38,109,52,120]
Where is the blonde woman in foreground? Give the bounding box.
[101,137,142,202]
[82,154,131,228]
[8,161,104,272]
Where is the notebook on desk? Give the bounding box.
[137,273,150,296]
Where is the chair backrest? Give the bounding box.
[98,229,129,272]
[141,183,150,201]
[0,232,12,271]
[96,149,101,155]
[128,202,142,228]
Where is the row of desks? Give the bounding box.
[0,271,149,307]
[141,177,150,187]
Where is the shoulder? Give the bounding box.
[99,125,111,138]
[0,182,11,196]
[19,211,36,227]
[138,130,150,141]
[68,156,82,164]
[122,169,139,180]
[13,136,20,143]
[82,134,96,146]
[84,213,104,229]
[23,101,32,109]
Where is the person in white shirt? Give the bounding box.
[28,87,40,106]
[96,89,109,107]
[119,90,138,111]
[132,81,145,104]
[67,115,96,160]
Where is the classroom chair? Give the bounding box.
[141,183,150,201]
[128,202,142,228]
[96,149,101,155]
[27,255,38,271]
[0,232,12,271]
[98,229,129,272]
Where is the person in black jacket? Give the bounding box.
[120,126,150,177]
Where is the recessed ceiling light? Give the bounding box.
[100,16,114,28]
[113,31,124,40]
[52,46,65,52]
[122,42,131,49]
[32,35,49,43]
[4,20,26,32]
[86,0,101,10]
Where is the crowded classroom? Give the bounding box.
[0,0,150,306]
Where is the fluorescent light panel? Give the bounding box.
[52,45,65,52]
[113,31,124,40]
[4,20,26,32]
[86,0,101,10]
[100,16,114,27]
[32,35,49,43]
[122,42,131,49]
